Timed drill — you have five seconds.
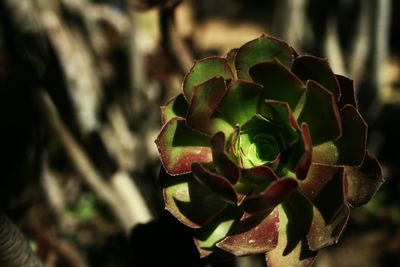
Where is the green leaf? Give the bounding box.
[240,166,278,185]
[265,193,316,267]
[194,206,242,251]
[161,170,227,228]
[211,132,239,184]
[186,77,234,136]
[335,105,367,165]
[311,142,339,166]
[300,163,341,200]
[312,105,367,166]
[291,56,340,100]
[260,100,299,130]
[307,205,349,251]
[217,208,279,256]
[192,163,238,205]
[218,80,262,126]
[297,81,341,145]
[241,178,298,214]
[345,153,384,207]
[237,115,283,168]
[235,34,293,80]
[300,164,350,250]
[250,60,305,109]
[183,57,234,101]
[161,94,189,124]
[155,117,212,175]
[243,133,280,166]
[281,123,312,179]
[259,100,300,144]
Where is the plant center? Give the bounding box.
[246,133,279,166]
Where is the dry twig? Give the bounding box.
[159,1,193,75]
[38,90,152,233]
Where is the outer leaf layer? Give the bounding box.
[345,153,384,207]
[300,163,340,200]
[235,35,293,80]
[161,170,227,228]
[335,105,367,165]
[297,81,341,145]
[266,194,316,267]
[307,205,349,251]
[217,209,279,256]
[336,75,358,109]
[186,77,231,136]
[161,94,188,124]
[302,165,350,250]
[194,206,242,254]
[155,117,212,175]
[292,56,340,100]
[183,57,234,101]
[312,105,367,166]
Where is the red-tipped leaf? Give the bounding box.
[217,208,279,256]
[155,117,212,175]
[241,178,298,214]
[192,163,238,205]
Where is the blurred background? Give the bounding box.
[0,0,399,266]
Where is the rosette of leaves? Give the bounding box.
[155,35,384,267]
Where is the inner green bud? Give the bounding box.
[247,133,279,165]
[233,115,283,168]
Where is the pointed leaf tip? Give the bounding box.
[292,55,340,100]
[186,76,229,135]
[235,35,293,80]
[240,166,278,185]
[337,75,358,109]
[241,178,298,214]
[192,163,238,205]
[297,80,341,145]
[183,57,234,102]
[161,94,189,124]
[345,153,384,207]
[250,61,305,110]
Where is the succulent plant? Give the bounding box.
[155,34,384,266]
